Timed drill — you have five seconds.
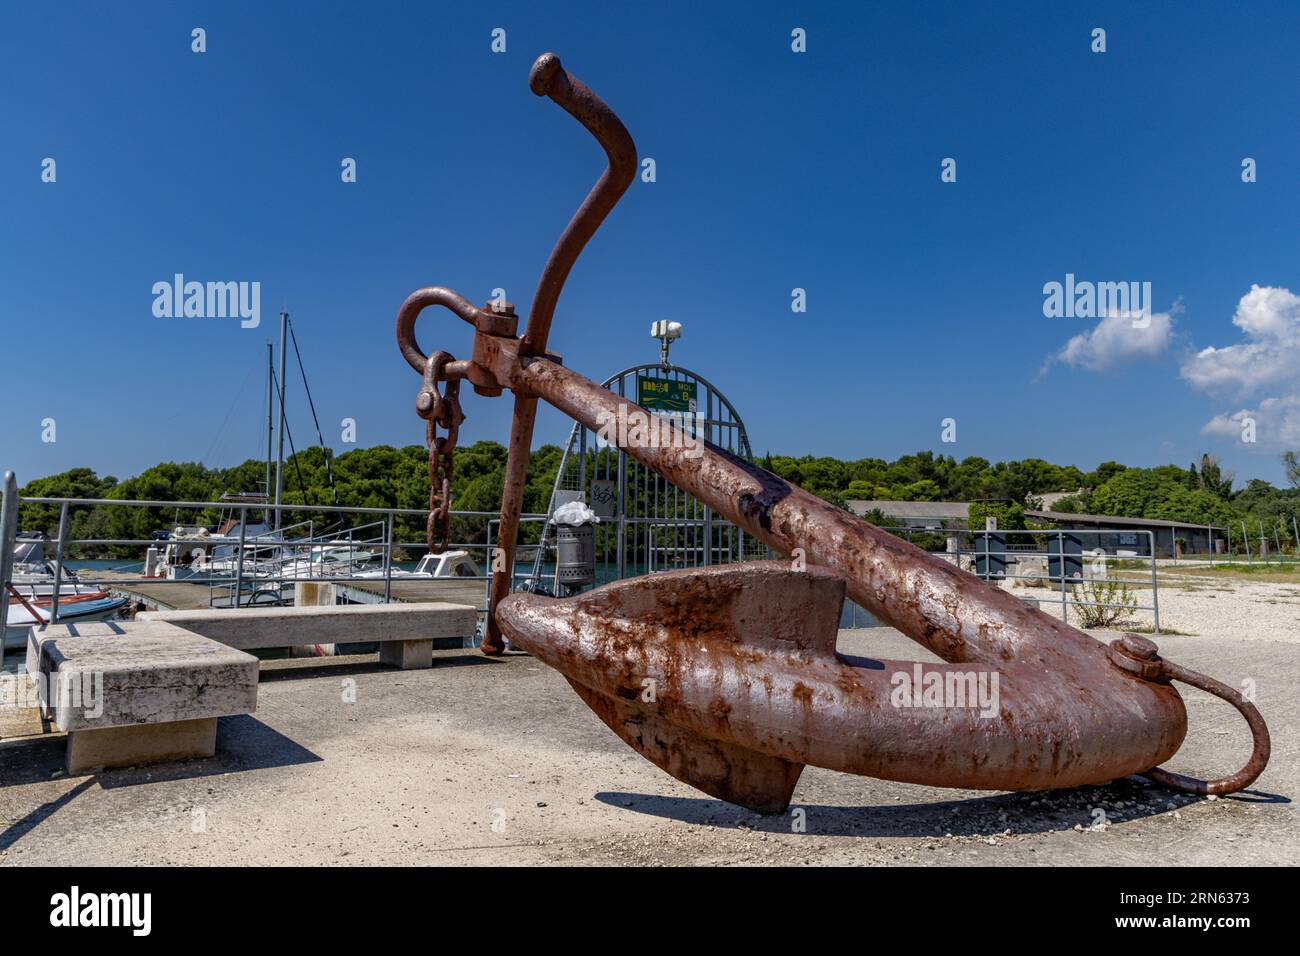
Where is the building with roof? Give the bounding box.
[845,500,1225,557]
[845,500,970,529]
[1024,509,1225,558]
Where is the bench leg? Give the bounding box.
[66,717,218,774]
[378,639,433,670]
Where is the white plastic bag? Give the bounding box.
[553,501,600,526]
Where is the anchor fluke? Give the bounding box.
[497,562,847,813]
[568,680,805,814]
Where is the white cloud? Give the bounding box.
[1042,309,1175,374]
[1180,285,1300,398]
[1201,396,1300,450]
[1186,286,1300,451]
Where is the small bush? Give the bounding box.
[1070,578,1137,629]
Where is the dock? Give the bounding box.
[86,570,489,613]
[86,571,220,612]
[336,579,488,610]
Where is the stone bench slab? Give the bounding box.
[26,619,177,678]
[139,602,477,669]
[32,621,259,734]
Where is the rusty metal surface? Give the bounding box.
[1108,634,1270,796]
[482,51,637,654]
[520,51,637,358]
[394,50,1271,810]
[497,563,1186,809]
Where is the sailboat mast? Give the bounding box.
[273,309,288,531]
[265,341,274,525]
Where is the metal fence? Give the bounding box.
[868,525,1161,632]
[1197,517,1300,566]
[0,474,550,661]
[1,472,1166,666]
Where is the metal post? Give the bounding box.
[1242,520,1251,563]
[1058,530,1067,624]
[233,506,247,609]
[1259,519,1267,563]
[265,341,274,524]
[1293,516,1299,561]
[485,520,495,610]
[0,471,20,667]
[49,501,70,625]
[383,513,394,604]
[273,310,288,530]
[616,376,627,580]
[1148,531,1160,634]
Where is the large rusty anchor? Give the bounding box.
[396,52,1270,813]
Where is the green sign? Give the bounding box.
[637,376,697,413]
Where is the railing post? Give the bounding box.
[49,501,70,625]
[1057,530,1067,624]
[1148,530,1160,634]
[0,472,20,667]
[383,513,394,604]
[486,520,496,611]
[233,506,248,609]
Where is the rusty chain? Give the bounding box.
[415,351,464,554]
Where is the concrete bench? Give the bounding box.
[27,620,258,774]
[138,601,477,670]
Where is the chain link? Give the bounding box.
[416,351,464,554]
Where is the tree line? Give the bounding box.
[12,445,1300,558]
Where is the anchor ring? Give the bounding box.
[1110,634,1270,796]
[1141,657,1271,796]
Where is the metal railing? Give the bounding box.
[868,525,1161,632]
[0,479,549,660]
[1,475,1169,663]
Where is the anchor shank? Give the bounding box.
[511,356,1160,676]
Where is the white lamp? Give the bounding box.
[651,320,682,365]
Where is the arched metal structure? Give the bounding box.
[525,360,765,591]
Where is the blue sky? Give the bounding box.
[3,1,1298,489]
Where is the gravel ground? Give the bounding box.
[1008,573,1300,642]
[0,626,1291,867]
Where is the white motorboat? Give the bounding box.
[155,522,277,580]
[274,544,381,579]
[3,589,130,650]
[354,550,482,579]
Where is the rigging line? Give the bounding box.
[270,365,312,527]
[287,318,346,528]
[203,362,259,466]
